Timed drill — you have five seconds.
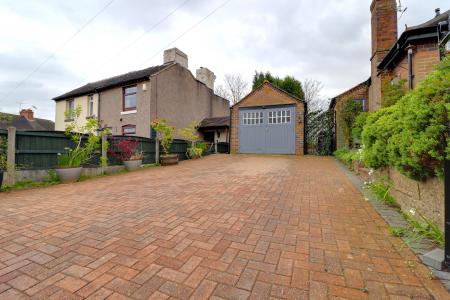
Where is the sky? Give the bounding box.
[0,0,447,120]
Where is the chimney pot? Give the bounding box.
[435,8,440,17]
[20,109,34,120]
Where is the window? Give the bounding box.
[66,99,75,119]
[268,110,291,124]
[354,99,367,112]
[88,95,94,116]
[122,125,136,135]
[243,111,263,125]
[123,86,137,111]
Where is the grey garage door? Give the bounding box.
[238,106,296,154]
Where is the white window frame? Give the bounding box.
[268,109,291,124]
[243,111,263,125]
[88,95,95,117]
[66,99,75,120]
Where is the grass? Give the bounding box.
[368,180,444,247]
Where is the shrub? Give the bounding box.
[362,56,450,180]
[382,79,407,108]
[57,105,104,168]
[334,148,360,168]
[151,119,174,155]
[340,99,363,147]
[351,112,368,144]
[0,136,6,170]
[108,139,143,161]
[178,121,204,159]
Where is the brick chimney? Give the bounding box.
[20,109,34,120]
[369,0,398,111]
[163,48,188,69]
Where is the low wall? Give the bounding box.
[3,165,126,184]
[354,162,444,230]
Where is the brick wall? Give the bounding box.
[333,83,369,149]
[230,82,305,155]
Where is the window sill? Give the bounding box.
[86,115,96,119]
[64,118,74,122]
[121,110,137,115]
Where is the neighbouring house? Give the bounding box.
[230,81,306,155]
[53,48,230,138]
[0,109,54,131]
[330,0,450,150]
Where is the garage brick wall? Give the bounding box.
[230,82,305,155]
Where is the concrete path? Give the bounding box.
[0,155,448,299]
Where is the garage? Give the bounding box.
[230,81,305,155]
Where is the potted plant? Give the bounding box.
[109,138,143,171]
[179,121,204,159]
[56,105,103,183]
[150,119,177,166]
[0,136,6,188]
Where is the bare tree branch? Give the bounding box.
[215,73,250,105]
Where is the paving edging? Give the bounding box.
[334,159,450,291]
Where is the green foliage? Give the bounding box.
[368,181,399,208]
[402,211,444,247]
[362,56,450,180]
[306,110,333,155]
[0,136,6,170]
[388,226,406,237]
[0,171,60,192]
[333,148,361,168]
[151,119,174,155]
[57,105,105,167]
[252,71,304,99]
[178,121,205,159]
[340,99,363,147]
[351,112,368,143]
[382,79,407,108]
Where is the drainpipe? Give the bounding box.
[228,107,232,154]
[407,46,414,90]
[304,101,308,155]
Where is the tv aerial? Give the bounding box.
[397,0,408,20]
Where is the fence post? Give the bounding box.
[155,138,160,164]
[214,131,218,154]
[101,134,107,174]
[6,127,16,186]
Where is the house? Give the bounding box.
[53,48,230,138]
[230,81,306,155]
[0,109,54,131]
[330,0,450,150]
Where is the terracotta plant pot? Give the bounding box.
[160,154,178,166]
[123,159,142,171]
[55,167,82,183]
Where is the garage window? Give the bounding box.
[269,110,291,124]
[243,112,263,125]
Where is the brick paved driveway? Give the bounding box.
[0,155,448,299]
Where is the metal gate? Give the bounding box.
[238,106,296,154]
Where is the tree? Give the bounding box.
[302,78,325,111]
[215,73,250,105]
[252,71,304,100]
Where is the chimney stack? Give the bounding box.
[435,8,440,17]
[369,0,398,111]
[20,109,34,120]
[196,67,216,90]
[163,48,188,69]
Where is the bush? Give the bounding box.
[334,148,360,168]
[382,79,407,108]
[340,99,363,147]
[361,56,450,180]
[351,112,368,144]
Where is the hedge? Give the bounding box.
[361,56,450,180]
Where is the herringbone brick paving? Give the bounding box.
[0,155,448,299]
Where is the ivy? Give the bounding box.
[340,99,363,147]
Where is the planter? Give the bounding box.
[0,170,3,188]
[55,167,82,183]
[123,159,142,171]
[160,154,178,166]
